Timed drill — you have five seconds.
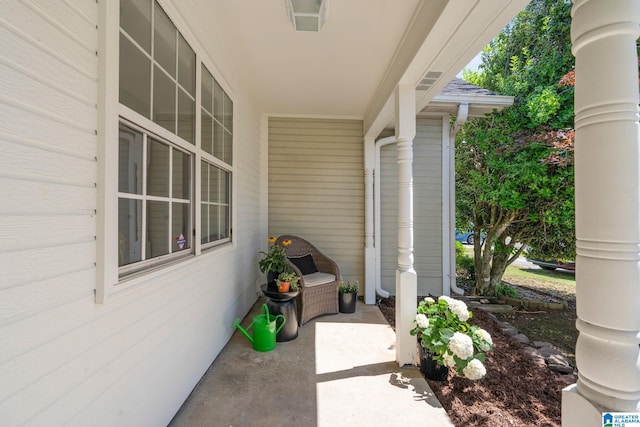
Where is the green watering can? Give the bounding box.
[233,304,286,352]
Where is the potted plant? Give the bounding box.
[258,237,291,289]
[276,271,300,293]
[410,296,493,381]
[338,280,359,313]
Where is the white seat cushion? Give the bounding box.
[302,272,335,287]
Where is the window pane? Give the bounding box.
[222,169,230,204]
[210,166,221,203]
[219,204,230,239]
[153,65,176,133]
[213,120,224,162]
[172,202,190,252]
[147,200,169,258]
[178,33,195,96]
[223,92,233,131]
[120,0,151,54]
[172,149,190,200]
[120,34,151,117]
[201,112,213,155]
[153,3,176,78]
[147,138,170,197]
[201,65,213,113]
[223,130,233,165]
[200,160,209,202]
[118,124,143,194]
[200,204,209,244]
[118,198,143,266]
[208,205,219,242]
[177,89,195,144]
[213,78,224,124]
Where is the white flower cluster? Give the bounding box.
[448,332,474,360]
[439,296,470,322]
[474,328,493,351]
[462,359,487,380]
[423,296,435,304]
[442,352,456,368]
[415,313,429,329]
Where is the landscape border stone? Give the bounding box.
[485,312,577,380]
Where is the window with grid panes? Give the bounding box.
[117,0,233,274]
[201,64,233,247]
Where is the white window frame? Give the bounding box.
[117,119,194,276]
[97,0,235,302]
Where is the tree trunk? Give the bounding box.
[489,247,510,293]
[472,212,519,296]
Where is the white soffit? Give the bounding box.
[185,0,529,126]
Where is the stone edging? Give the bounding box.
[487,312,577,384]
[502,297,568,311]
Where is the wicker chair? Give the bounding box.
[276,235,340,326]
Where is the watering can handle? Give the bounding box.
[274,314,286,334]
[260,303,270,318]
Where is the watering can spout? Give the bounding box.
[233,319,254,344]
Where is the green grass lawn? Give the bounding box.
[503,264,575,295]
[498,262,577,362]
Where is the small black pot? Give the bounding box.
[419,345,449,381]
[338,292,357,313]
[267,271,279,291]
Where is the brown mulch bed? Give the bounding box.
[378,297,569,426]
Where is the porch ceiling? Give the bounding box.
[187,0,529,134]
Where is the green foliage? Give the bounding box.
[455,241,465,258]
[410,297,493,380]
[495,284,518,298]
[457,0,576,294]
[456,254,475,280]
[338,280,359,294]
[277,271,300,290]
[258,244,288,275]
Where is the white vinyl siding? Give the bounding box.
[268,117,364,284]
[380,117,443,296]
[0,1,262,426]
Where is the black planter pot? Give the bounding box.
[419,345,449,381]
[338,292,357,313]
[267,271,279,291]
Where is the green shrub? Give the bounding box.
[456,255,475,280]
[495,283,518,298]
[455,241,465,258]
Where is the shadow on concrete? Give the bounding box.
[169,298,452,427]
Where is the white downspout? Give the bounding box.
[364,137,376,304]
[373,136,397,299]
[448,103,468,295]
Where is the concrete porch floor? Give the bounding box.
[169,298,453,427]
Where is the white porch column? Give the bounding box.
[563,0,640,425]
[395,84,418,366]
[364,136,377,304]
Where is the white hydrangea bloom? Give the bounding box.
[416,313,429,329]
[448,332,474,360]
[424,297,435,304]
[474,328,493,351]
[439,295,454,305]
[449,300,470,322]
[463,358,487,380]
[442,352,456,368]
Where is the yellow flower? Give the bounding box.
[268,236,277,243]
[282,239,292,246]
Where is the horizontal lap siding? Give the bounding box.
[268,118,364,284]
[380,117,443,296]
[0,2,263,426]
[0,0,100,425]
